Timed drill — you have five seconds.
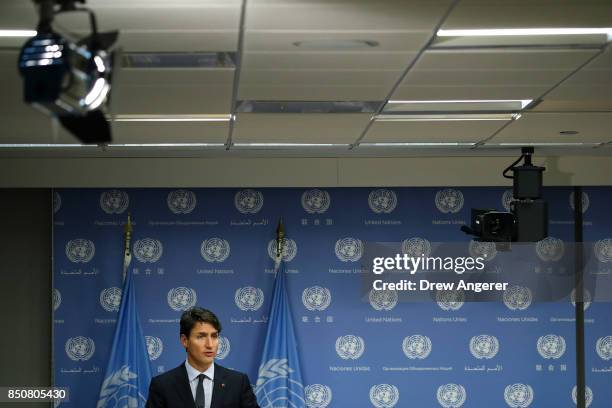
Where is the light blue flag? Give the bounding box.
[97,219,152,408]
[255,257,306,407]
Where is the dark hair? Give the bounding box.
[180,307,222,337]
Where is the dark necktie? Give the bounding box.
[195,374,205,408]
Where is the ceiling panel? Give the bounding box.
[391,49,599,101]
[233,113,371,143]
[489,113,612,144]
[112,121,228,144]
[112,69,234,114]
[362,119,505,143]
[442,0,612,29]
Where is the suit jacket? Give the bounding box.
[146,363,260,408]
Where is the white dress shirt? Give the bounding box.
[185,360,215,408]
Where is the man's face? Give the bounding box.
[181,322,219,371]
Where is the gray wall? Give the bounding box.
[0,189,51,407]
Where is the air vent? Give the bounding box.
[123,52,236,68]
[235,101,380,113]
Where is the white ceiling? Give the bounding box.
[0,0,611,157]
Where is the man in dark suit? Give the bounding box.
[146,307,260,408]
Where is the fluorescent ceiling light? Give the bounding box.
[493,143,600,147]
[387,99,532,110]
[0,143,224,148]
[111,114,232,122]
[0,30,37,37]
[360,142,475,147]
[437,28,612,37]
[109,143,225,147]
[0,144,87,148]
[375,113,519,122]
[234,143,349,147]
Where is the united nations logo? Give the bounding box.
[235,287,264,311]
[217,336,231,360]
[267,238,298,262]
[368,189,397,214]
[369,384,399,408]
[596,336,612,360]
[569,191,590,213]
[145,336,163,361]
[100,190,129,214]
[53,288,61,311]
[201,238,231,263]
[594,238,612,263]
[65,336,95,361]
[167,189,196,214]
[65,239,95,263]
[469,240,497,261]
[369,288,398,311]
[53,191,62,213]
[503,285,532,311]
[572,385,593,407]
[305,384,332,408]
[435,189,464,214]
[133,238,163,263]
[437,384,466,408]
[335,335,365,360]
[436,290,465,311]
[302,189,331,214]
[335,237,363,262]
[402,335,432,359]
[469,335,499,359]
[302,286,331,311]
[255,359,305,408]
[537,334,566,359]
[504,383,533,408]
[235,189,264,214]
[501,190,514,212]
[571,288,591,311]
[402,237,432,258]
[167,287,197,311]
[100,287,122,312]
[536,237,564,261]
[97,365,148,408]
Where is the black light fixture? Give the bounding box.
[18,0,119,144]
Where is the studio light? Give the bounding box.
[18,0,119,144]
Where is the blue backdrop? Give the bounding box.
[53,187,612,407]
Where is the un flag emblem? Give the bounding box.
[402,237,432,258]
[369,289,398,311]
[302,286,331,311]
[436,290,465,311]
[537,334,566,359]
[201,238,230,263]
[65,238,95,263]
[368,189,397,214]
[435,189,464,214]
[503,285,532,311]
[335,237,363,262]
[469,335,499,359]
[234,287,264,311]
[305,384,332,408]
[596,336,612,360]
[100,190,129,214]
[335,335,364,360]
[267,238,297,262]
[235,189,264,214]
[53,288,62,311]
[594,238,612,263]
[54,191,62,213]
[65,336,95,361]
[572,385,593,407]
[369,384,399,408]
[301,189,331,214]
[145,336,163,361]
[569,191,590,213]
[437,384,466,408]
[469,240,497,261]
[504,383,533,408]
[402,335,432,360]
[134,238,163,263]
[100,287,122,312]
[536,237,564,261]
[217,336,231,360]
[501,189,514,211]
[167,287,197,311]
[167,189,196,214]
